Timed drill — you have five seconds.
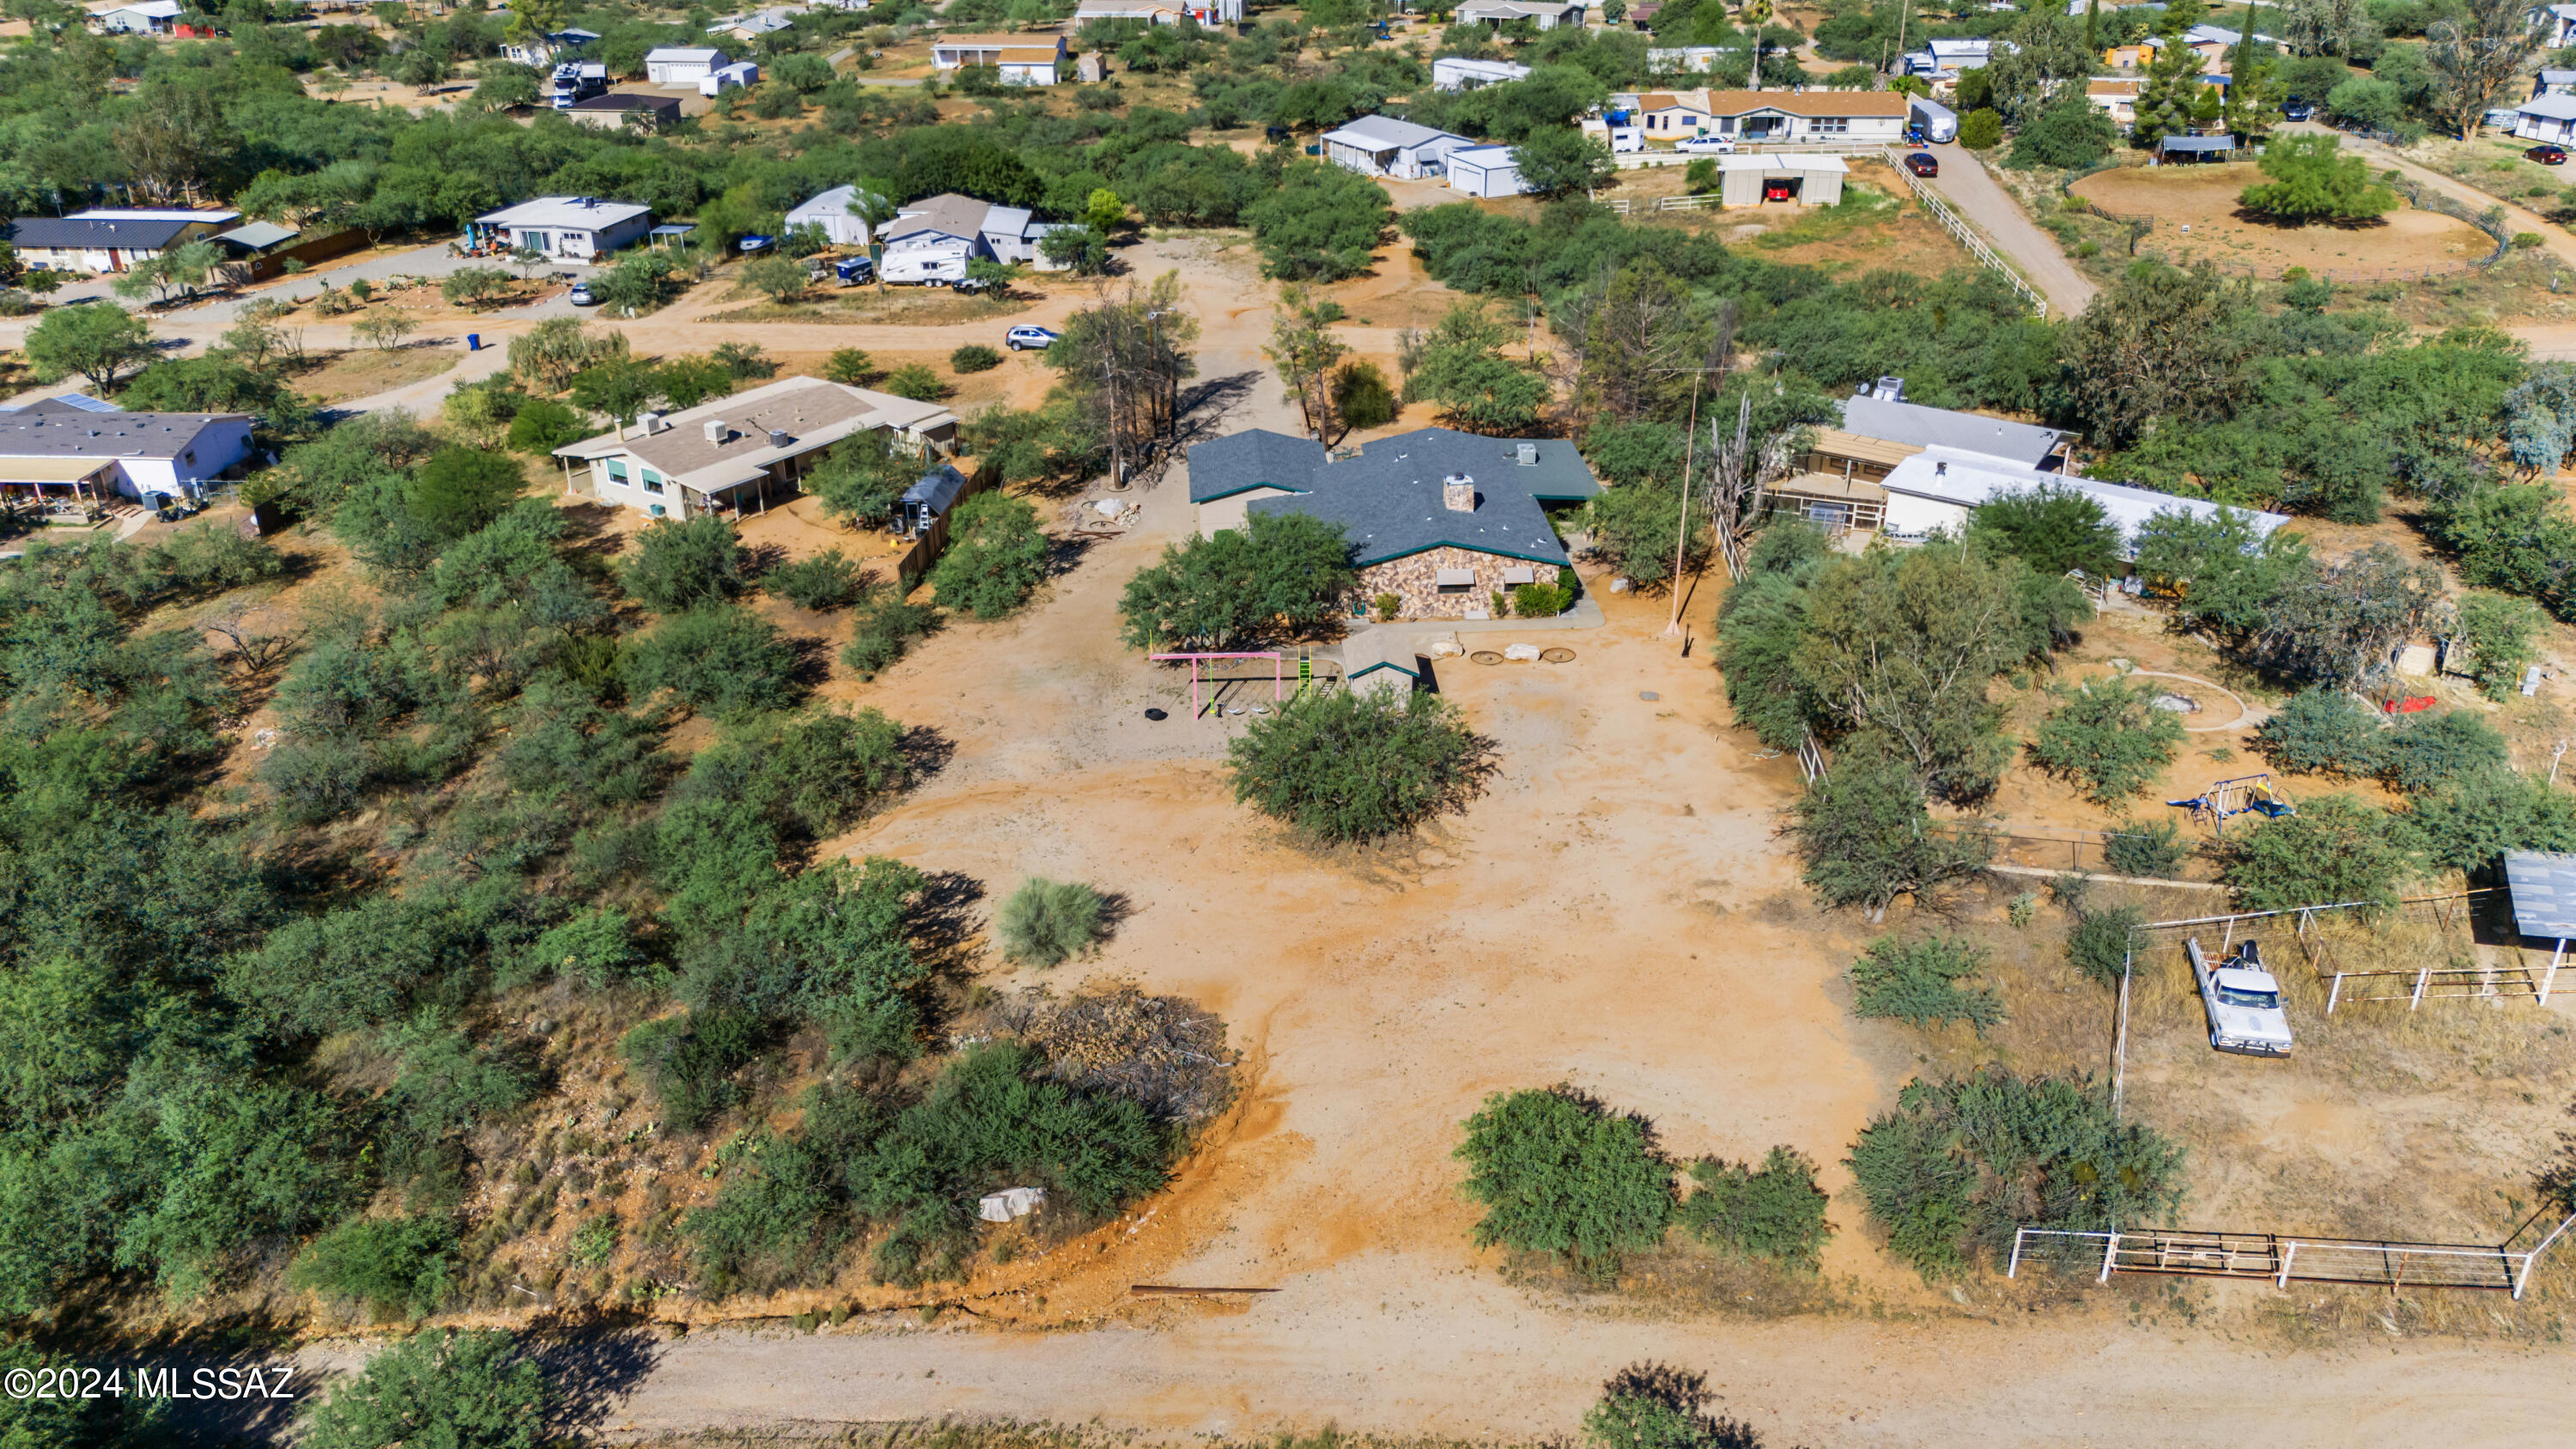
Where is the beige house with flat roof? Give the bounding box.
[552,376,958,521]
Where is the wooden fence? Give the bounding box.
[889,460,1001,594]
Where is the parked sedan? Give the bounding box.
[1676,135,1735,154]
[1903,151,1939,177]
[568,282,598,307]
[2530,144,2569,166]
[1005,325,1060,351]
[2280,98,2315,121]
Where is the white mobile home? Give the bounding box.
[784,185,881,247]
[1320,115,1472,179]
[553,376,957,521]
[471,197,654,262]
[1431,57,1531,91]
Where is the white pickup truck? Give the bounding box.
[2186,938,2293,1058]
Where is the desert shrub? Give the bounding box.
[1677,1147,1831,1271]
[1331,360,1398,430]
[2221,794,2412,911]
[1968,483,2119,581]
[1784,756,1993,917]
[1513,581,1571,617]
[621,514,750,612]
[673,856,926,1061]
[505,396,586,455]
[620,607,801,720]
[689,1044,1177,1294]
[1582,1365,1762,1449]
[1119,511,1357,649]
[519,906,648,989]
[1847,935,2003,1033]
[622,1011,767,1132]
[2253,688,2384,776]
[2100,818,2189,879]
[997,877,1107,967]
[677,706,909,840]
[1844,1070,2185,1280]
[1958,107,2002,149]
[766,549,866,610]
[1455,1086,1674,1278]
[928,491,1048,620]
[2451,592,2545,700]
[2064,904,2143,986]
[2378,710,2508,795]
[287,1215,456,1318]
[2025,677,2185,804]
[950,344,1003,374]
[2404,767,2576,874]
[1228,689,1482,843]
[881,362,947,401]
[144,522,283,597]
[296,1330,548,1449]
[841,586,941,679]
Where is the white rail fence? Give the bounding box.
[1876,148,2049,320]
[2009,1215,2576,1300]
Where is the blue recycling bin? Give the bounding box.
[466,333,481,351]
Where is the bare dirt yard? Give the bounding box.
[2070,161,2494,279]
[215,213,2576,1449]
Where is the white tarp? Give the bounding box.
[978,1186,1047,1222]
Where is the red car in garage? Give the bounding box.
[1763,178,1795,202]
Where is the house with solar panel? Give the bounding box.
[1186,427,1601,620]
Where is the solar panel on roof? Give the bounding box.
[2504,851,2576,938]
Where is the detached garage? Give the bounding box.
[1716,154,1845,209]
[1446,144,1529,198]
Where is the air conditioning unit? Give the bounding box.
[768,428,790,447]
[704,418,729,443]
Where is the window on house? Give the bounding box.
[1814,116,1850,134]
[1435,568,1476,594]
[641,469,665,495]
[606,459,629,483]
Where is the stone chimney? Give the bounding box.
[1442,473,1476,512]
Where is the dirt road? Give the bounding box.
[1912,147,2099,319]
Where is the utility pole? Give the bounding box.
[1657,365,1730,637]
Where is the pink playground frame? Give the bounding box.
[1150,652,1285,718]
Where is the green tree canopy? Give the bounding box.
[1117,511,1356,650]
[297,1330,549,1449]
[1455,1086,1674,1277]
[2238,133,2400,222]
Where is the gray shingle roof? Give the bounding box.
[0,409,244,460]
[2157,133,2237,152]
[1838,394,2064,469]
[1206,426,1599,568]
[4,216,198,251]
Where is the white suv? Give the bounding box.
[1005,326,1060,350]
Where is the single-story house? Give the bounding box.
[700,59,760,95]
[880,192,1047,262]
[785,185,881,247]
[1431,56,1531,91]
[1871,447,2289,551]
[1455,0,1584,27]
[1321,115,1473,179]
[1646,46,1728,72]
[553,375,959,522]
[2535,68,2576,97]
[706,5,804,41]
[1188,426,1602,620]
[2516,92,2576,143]
[89,0,180,33]
[4,208,240,272]
[1836,377,2069,471]
[565,92,684,130]
[644,46,728,85]
[1904,37,2002,77]
[1710,153,1847,207]
[1446,144,1528,198]
[2087,76,2144,128]
[469,196,654,262]
[1635,88,1908,144]
[1074,0,1186,23]
[0,402,255,506]
[930,33,1068,83]
[2541,4,2576,48]
[2155,132,2237,163]
[501,26,600,65]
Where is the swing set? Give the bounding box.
[2166,773,2295,835]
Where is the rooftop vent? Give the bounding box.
[768,428,790,448]
[1935,460,1947,476]
[1516,441,1538,466]
[1442,472,1477,513]
[704,418,730,444]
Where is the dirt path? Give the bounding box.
[1912,147,2099,318]
[2281,122,2576,276]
